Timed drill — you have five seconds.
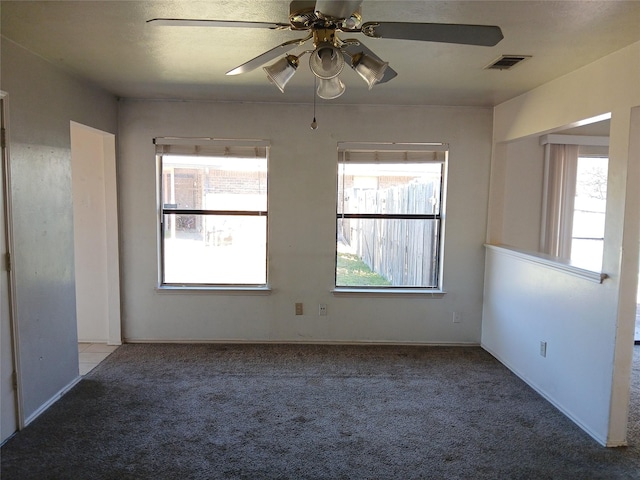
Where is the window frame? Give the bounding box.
[334,142,449,293]
[569,153,608,269]
[539,134,609,272]
[155,137,270,290]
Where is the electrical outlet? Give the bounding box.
[452,312,462,323]
[319,304,327,316]
[540,341,547,357]
[295,303,303,315]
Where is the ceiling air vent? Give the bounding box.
[485,55,531,70]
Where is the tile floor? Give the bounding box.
[78,343,119,375]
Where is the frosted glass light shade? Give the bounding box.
[317,77,346,99]
[264,55,298,93]
[353,53,389,89]
[309,43,345,79]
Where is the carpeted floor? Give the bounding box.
[1,344,639,479]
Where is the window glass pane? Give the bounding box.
[163,214,267,285]
[162,155,267,211]
[338,163,441,215]
[336,218,440,288]
[570,156,607,270]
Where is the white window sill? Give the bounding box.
[332,288,446,298]
[156,285,272,295]
[484,244,608,284]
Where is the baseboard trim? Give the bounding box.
[23,376,82,428]
[0,431,17,447]
[123,338,481,347]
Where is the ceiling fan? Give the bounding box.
[148,0,503,100]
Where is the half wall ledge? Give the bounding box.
[484,244,608,284]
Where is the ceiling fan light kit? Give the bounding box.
[148,0,504,100]
[317,77,347,100]
[309,42,345,79]
[263,55,299,93]
[352,52,389,90]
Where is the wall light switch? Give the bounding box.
[295,303,303,315]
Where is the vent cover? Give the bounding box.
[485,55,531,70]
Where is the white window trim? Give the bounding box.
[331,288,446,297]
[539,134,609,147]
[334,142,449,292]
[155,137,270,291]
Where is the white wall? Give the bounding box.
[118,100,493,344]
[483,41,640,446]
[499,137,545,251]
[0,39,118,426]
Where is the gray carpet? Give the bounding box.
[1,344,639,479]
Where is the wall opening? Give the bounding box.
[70,122,121,346]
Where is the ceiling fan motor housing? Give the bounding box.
[289,1,362,30]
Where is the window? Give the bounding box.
[336,143,447,290]
[570,155,608,269]
[540,137,609,271]
[156,138,268,287]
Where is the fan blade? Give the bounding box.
[342,42,398,84]
[314,0,362,19]
[147,18,290,30]
[361,22,504,46]
[226,36,312,75]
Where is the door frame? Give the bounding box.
[0,91,24,442]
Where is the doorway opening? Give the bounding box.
[70,122,121,353]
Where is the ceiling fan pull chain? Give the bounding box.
[311,76,318,130]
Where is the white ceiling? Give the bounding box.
[2,1,640,107]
